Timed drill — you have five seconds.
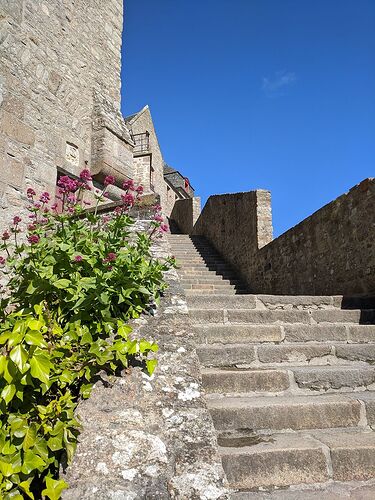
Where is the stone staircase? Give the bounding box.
[168,234,375,497]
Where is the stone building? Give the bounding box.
[0,0,194,226]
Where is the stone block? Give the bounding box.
[292,366,375,391]
[0,154,24,188]
[187,295,256,310]
[197,344,256,367]
[194,324,283,344]
[220,433,328,489]
[209,394,361,431]
[0,110,35,146]
[284,324,347,342]
[201,368,290,394]
[314,429,375,481]
[348,325,375,343]
[227,309,310,324]
[257,343,331,364]
[189,309,225,324]
[335,344,375,362]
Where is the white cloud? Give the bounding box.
[262,70,297,96]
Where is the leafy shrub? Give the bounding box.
[0,171,173,498]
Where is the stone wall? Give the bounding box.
[193,179,375,296]
[63,230,229,499]
[0,0,134,228]
[192,190,272,286]
[170,196,201,234]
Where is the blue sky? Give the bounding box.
[121,0,375,236]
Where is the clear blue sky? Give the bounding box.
[121,0,375,236]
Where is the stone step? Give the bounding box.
[219,429,375,489]
[255,295,343,310]
[194,323,375,344]
[208,393,363,432]
[178,270,238,280]
[189,308,375,325]
[187,295,256,309]
[179,277,240,285]
[202,365,375,394]
[197,342,375,367]
[185,289,249,296]
[181,282,241,290]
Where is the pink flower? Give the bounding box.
[28,224,37,231]
[83,200,92,206]
[26,188,36,199]
[154,214,163,223]
[33,202,41,210]
[28,234,40,244]
[136,185,144,195]
[102,215,111,223]
[104,175,115,186]
[74,255,83,262]
[13,216,22,225]
[114,206,123,215]
[79,169,92,182]
[67,194,76,204]
[121,193,135,207]
[106,252,117,262]
[153,204,162,212]
[2,231,10,241]
[0,256,6,265]
[51,203,58,210]
[122,179,135,191]
[103,192,110,199]
[160,224,169,233]
[58,175,78,193]
[40,191,50,203]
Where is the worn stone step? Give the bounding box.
[220,432,329,489]
[198,342,375,367]
[202,365,375,394]
[194,324,283,344]
[178,270,238,280]
[190,309,312,324]
[181,282,240,290]
[292,365,375,391]
[225,308,375,325]
[179,277,240,285]
[185,289,248,296]
[220,429,375,489]
[202,368,290,394]
[255,295,343,310]
[209,394,363,432]
[187,295,256,309]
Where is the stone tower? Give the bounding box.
[0,0,135,224]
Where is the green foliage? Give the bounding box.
[0,174,174,498]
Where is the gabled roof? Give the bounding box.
[124,105,150,125]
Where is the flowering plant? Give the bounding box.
[0,170,173,499]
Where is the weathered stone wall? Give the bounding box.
[0,0,134,227]
[193,179,375,296]
[63,230,229,499]
[170,196,201,234]
[192,190,272,286]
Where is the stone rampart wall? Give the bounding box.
[193,179,375,296]
[170,196,201,234]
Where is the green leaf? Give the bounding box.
[19,479,35,499]
[24,331,48,348]
[29,350,51,384]
[26,282,36,294]
[23,423,37,451]
[21,450,46,474]
[42,477,68,500]
[47,434,63,451]
[80,383,93,399]
[0,460,14,477]
[54,279,70,289]
[27,319,43,331]
[1,384,16,404]
[146,359,158,376]
[9,345,28,371]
